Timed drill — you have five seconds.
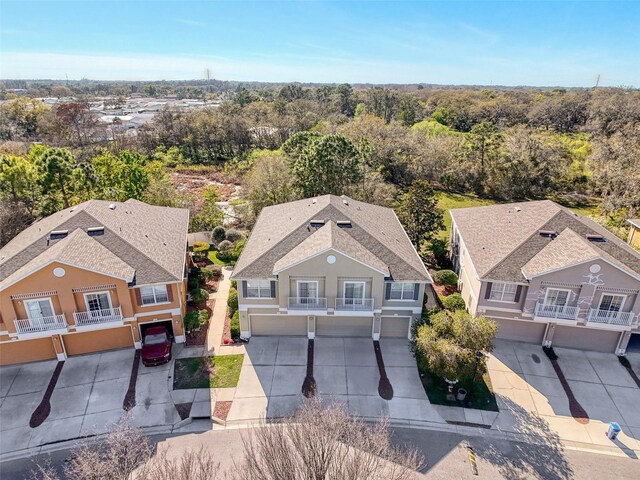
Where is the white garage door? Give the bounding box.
[494,318,546,344]
[380,316,411,338]
[250,315,307,336]
[316,316,372,337]
[553,326,621,352]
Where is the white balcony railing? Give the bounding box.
[288,297,327,310]
[534,302,579,320]
[14,314,67,334]
[587,309,635,327]
[73,307,123,327]
[335,298,374,311]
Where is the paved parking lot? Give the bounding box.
[227,336,444,424]
[0,349,179,456]
[488,340,640,449]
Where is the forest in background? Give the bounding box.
[1,80,639,255]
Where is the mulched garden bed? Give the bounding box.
[185,299,215,347]
[221,313,232,345]
[432,283,457,298]
[175,402,192,420]
[373,340,393,400]
[123,350,141,411]
[30,360,65,428]
[302,339,317,398]
[213,401,232,421]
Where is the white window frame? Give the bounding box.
[343,281,366,305]
[246,279,273,298]
[598,293,626,312]
[389,282,415,301]
[140,285,169,305]
[543,288,571,307]
[489,283,518,303]
[83,291,113,312]
[24,297,56,320]
[297,280,319,301]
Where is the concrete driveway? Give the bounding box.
[0,349,179,456]
[488,339,640,450]
[228,336,443,425]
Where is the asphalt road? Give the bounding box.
[1,426,637,479]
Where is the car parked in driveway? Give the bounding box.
[141,326,172,366]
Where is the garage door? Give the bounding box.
[0,337,57,365]
[317,316,372,337]
[64,326,133,356]
[553,326,621,352]
[381,316,411,338]
[250,315,307,336]
[494,318,546,344]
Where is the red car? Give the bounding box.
[141,326,172,366]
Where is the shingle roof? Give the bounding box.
[0,200,189,288]
[452,200,640,283]
[0,229,136,290]
[628,219,640,229]
[232,195,430,282]
[273,221,389,275]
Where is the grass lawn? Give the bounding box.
[417,360,498,412]
[173,354,244,389]
[208,249,232,266]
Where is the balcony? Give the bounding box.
[335,298,374,311]
[73,307,123,327]
[534,302,579,321]
[288,297,327,310]
[14,314,68,335]
[587,309,636,327]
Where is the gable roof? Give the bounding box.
[0,200,189,288]
[232,195,430,282]
[451,200,640,283]
[273,221,389,275]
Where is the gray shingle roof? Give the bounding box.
[0,200,189,288]
[232,195,430,282]
[451,200,640,283]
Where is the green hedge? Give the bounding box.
[227,288,238,316]
[184,309,208,331]
[190,288,209,304]
[442,293,466,311]
[231,310,240,338]
[434,269,458,287]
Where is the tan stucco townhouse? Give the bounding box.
[0,199,189,365]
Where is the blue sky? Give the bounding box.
[2,1,639,86]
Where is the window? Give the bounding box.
[84,292,112,312]
[24,298,55,319]
[344,281,365,305]
[246,280,273,298]
[297,281,318,303]
[544,288,570,306]
[489,283,518,302]
[599,294,625,313]
[140,285,169,305]
[389,282,415,300]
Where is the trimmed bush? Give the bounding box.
[212,226,226,243]
[225,229,245,243]
[227,288,238,316]
[434,269,458,287]
[184,309,208,331]
[442,293,466,311]
[187,277,199,291]
[200,267,215,282]
[209,265,223,278]
[230,310,240,339]
[190,288,209,304]
[193,241,210,259]
[231,280,237,289]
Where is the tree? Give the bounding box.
[37,147,79,209]
[397,95,422,127]
[246,152,298,218]
[234,399,423,480]
[293,134,363,197]
[0,97,48,139]
[397,180,444,251]
[335,83,355,117]
[190,184,224,232]
[0,154,39,203]
[91,150,150,201]
[53,102,100,146]
[414,310,496,386]
[281,131,322,159]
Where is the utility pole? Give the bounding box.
[594,74,601,88]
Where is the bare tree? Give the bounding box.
[233,399,424,480]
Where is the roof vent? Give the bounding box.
[538,230,557,238]
[312,198,317,204]
[337,220,352,228]
[586,234,605,242]
[515,207,522,212]
[49,229,69,240]
[108,203,116,210]
[309,219,325,228]
[87,226,105,236]
[343,199,349,206]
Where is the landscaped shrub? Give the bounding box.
[225,229,245,243]
[231,280,237,289]
[442,293,466,311]
[184,309,208,331]
[190,288,209,304]
[209,265,223,278]
[193,241,210,259]
[200,267,215,282]
[212,226,226,243]
[217,240,234,261]
[227,288,238,316]
[230,310,240,339]
[433,269,458,287]
[187,277,199,291]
